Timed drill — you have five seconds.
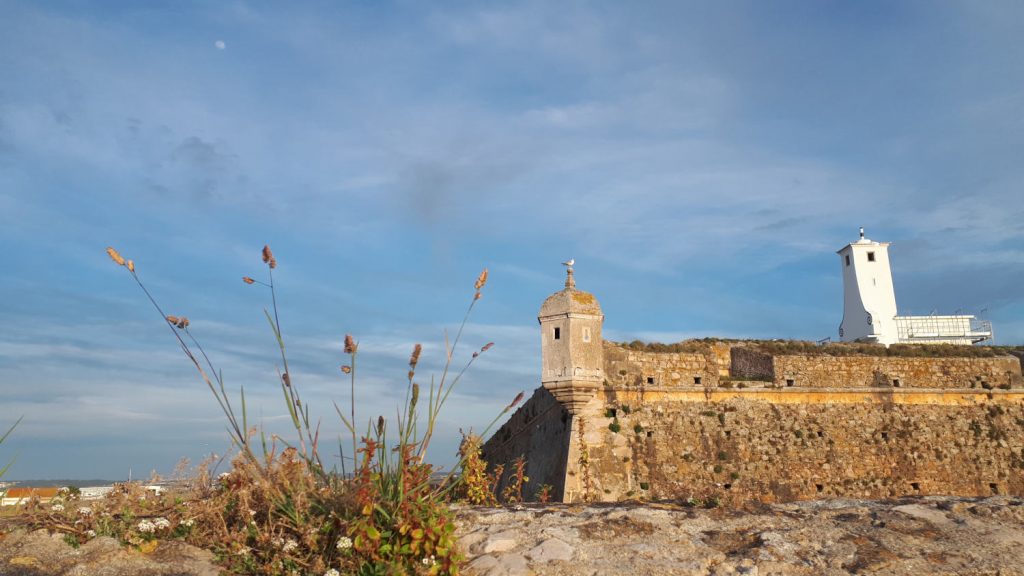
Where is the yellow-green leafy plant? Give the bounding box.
[104,245,524,575]
[455,433,497,506]
[576,417,594,502]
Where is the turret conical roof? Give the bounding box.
[539,268,603,318]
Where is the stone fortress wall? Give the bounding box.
[478,388,572,501]
[484,341,1024,504]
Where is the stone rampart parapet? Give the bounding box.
[771,355,1020,389]
[603,342,718,388]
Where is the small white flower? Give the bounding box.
[324,570,341,576]
[137,520,156,533]
[51,504,65,512]
[218,472,231,480]
[85,530,96,538]
[336,536,352,550]
[421,554,436,566]
[153,517,171,530]
[182,518,195,527]
[282,538,299,553]
[77,507,92,516]
[247,509,257,517]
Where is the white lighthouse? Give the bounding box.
[837,227,899,345]
[837,228,992,346]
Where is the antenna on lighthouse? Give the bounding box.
[859,227,864,239]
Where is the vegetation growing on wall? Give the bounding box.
[613,337,1020,359]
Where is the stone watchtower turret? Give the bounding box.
[538,266,604,414]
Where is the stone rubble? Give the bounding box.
[454,496,1024,576]
[0,529,220,576]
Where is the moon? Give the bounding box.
[214,40,226,50]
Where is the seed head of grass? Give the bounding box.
[127,260,135,273]
[242,276,255,285]
[340,365,351,374]
[474,268,488,299]
[409,343,422,368]
[165,315,190,329]
[472,342,495,359]
[507,391,525,411]
[344,334,357,354]
[106,247,126,266]
[261,245,276,269]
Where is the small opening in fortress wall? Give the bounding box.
[647,377,655,385]
[990,483,1000,495]
[815,483,824,493]
[553,327,560,340]
[868,251,876,262]
[786,379,795,387]
[911,482,921,491]
[881,432,889,441]
[723,483,732,490]
[646,431,653,438]
[694,376,702,385]
[892,379,901,387]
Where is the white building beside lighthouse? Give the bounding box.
[838,228,993,346]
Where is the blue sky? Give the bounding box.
[2,1,1022,480]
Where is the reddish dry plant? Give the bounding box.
[535,484,553,503]
[501,456,529,505]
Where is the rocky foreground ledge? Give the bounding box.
[1,496,1023,575]
[453,496,1024,576]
